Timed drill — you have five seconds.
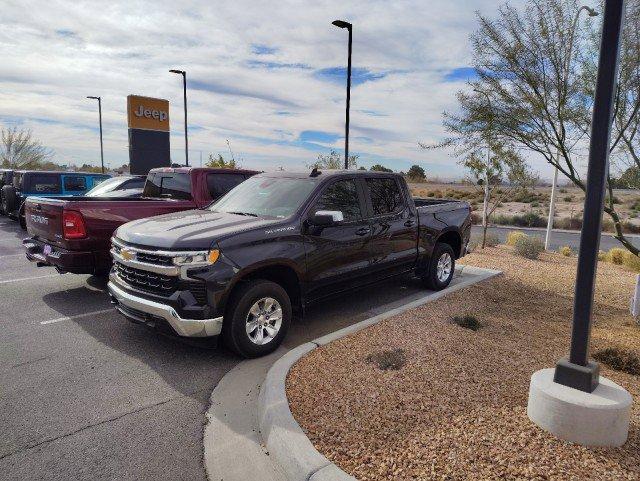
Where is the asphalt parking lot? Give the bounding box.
[0,216,447,481]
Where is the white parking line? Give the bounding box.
[0,253,24,258]
[40,308,115,325]
[0,274,58,284]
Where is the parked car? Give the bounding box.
[3,171,111,227]
[23,167,258,275]
[107,170,472,357]
[85,175,146,198]
[0,169,14,215]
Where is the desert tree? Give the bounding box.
[307,150,358,170]
[425,0,640,255]
[1,127,53,169]
[206,154,239,169]
[407,165,426,181]
[370,164,393,172]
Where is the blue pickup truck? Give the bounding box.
[1,171,110,228]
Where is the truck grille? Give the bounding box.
[115,262,177,297]
[135,252,173,266]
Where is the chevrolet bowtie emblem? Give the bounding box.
[120,248,134,261]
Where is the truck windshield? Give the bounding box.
[143,173,192,200]
[210,176,317,218]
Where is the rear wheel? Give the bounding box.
[423,242,455,291]
[223,280,292,358]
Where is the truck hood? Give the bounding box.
[115,209,279,249]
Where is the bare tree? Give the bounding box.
[1,127,53,169]
[425,0,640,255]
[307,150,358,170]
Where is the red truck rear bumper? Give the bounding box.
[23,237,110,275]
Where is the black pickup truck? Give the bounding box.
[107,170,471,357]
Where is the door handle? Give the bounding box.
[355,227,370,236]
[404,219,416,227]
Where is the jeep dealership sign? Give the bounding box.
[127,95,171,174]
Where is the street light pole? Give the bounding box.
[545,5,599,250]
[332,20,352,169]
[554,0,626,393]
[86,96,104,173]
[170,69,189,166]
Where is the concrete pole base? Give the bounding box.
[527,368,632,447]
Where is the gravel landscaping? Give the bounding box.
[287,246,640,480]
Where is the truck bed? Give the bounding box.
[413,197,470,214]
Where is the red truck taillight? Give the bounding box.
[62,210,87,239]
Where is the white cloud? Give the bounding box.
[0,0,545,178]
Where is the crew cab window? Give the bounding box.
[207,173,246,200]
[312,179,362,221]
[366,178,403,215]
[122,178,145,190]
[64,176,86,191]
[27,174,61,194]
[143,173,192,200]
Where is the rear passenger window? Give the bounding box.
[313,179,362,221]
[207,173,246,200]
[28,174,61,194]
[64,176,87,191]
[366,178,403,215]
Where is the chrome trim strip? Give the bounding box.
[108,281,223,337]
[111,249,180,275]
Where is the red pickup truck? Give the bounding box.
[23,167,258,275]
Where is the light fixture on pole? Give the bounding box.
[170,69,189,166]
[86,96,104,174]
[527,0,631,448]
[545,5,599,250]
[332,20,352,169]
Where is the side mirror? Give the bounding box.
[308,210,344,226]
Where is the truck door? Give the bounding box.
[304,178,373,300]
[364,176,418,279]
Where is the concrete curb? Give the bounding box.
[258,265,502,481]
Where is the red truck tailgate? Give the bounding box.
[25,199,65,247]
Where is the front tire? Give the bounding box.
[223,280,292,358]
[423,242,455,291]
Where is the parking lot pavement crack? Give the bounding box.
[0,387,210,462]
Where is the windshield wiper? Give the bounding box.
[228,211,258,217]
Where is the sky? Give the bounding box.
[0,0,553,179]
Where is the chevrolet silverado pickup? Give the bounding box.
[23,167,258,275]
[107,170,472,358]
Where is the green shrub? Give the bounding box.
[531,201,540,207]
[559,246,572,257]
[598,250,607,261]
[623,252,640,272]
[563,195,574,202]
[559,188,568,193]
[451,314,482,331]
[426,191,435,197]
[514,236,544,260]
[506,230,527,246]
[593,347,640,376]
[608,248,626,265]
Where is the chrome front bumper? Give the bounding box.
[108,281,223,338]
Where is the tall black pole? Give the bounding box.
[170,69,189,166]
[554,0,626,393]
[345,26,352,169]
[97,97,104,173]
[182,72,189,166]
[332,20,353,169]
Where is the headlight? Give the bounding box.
[173,249,220,266]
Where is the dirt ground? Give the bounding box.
[408,182,640,228]
[287,247,640,480]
